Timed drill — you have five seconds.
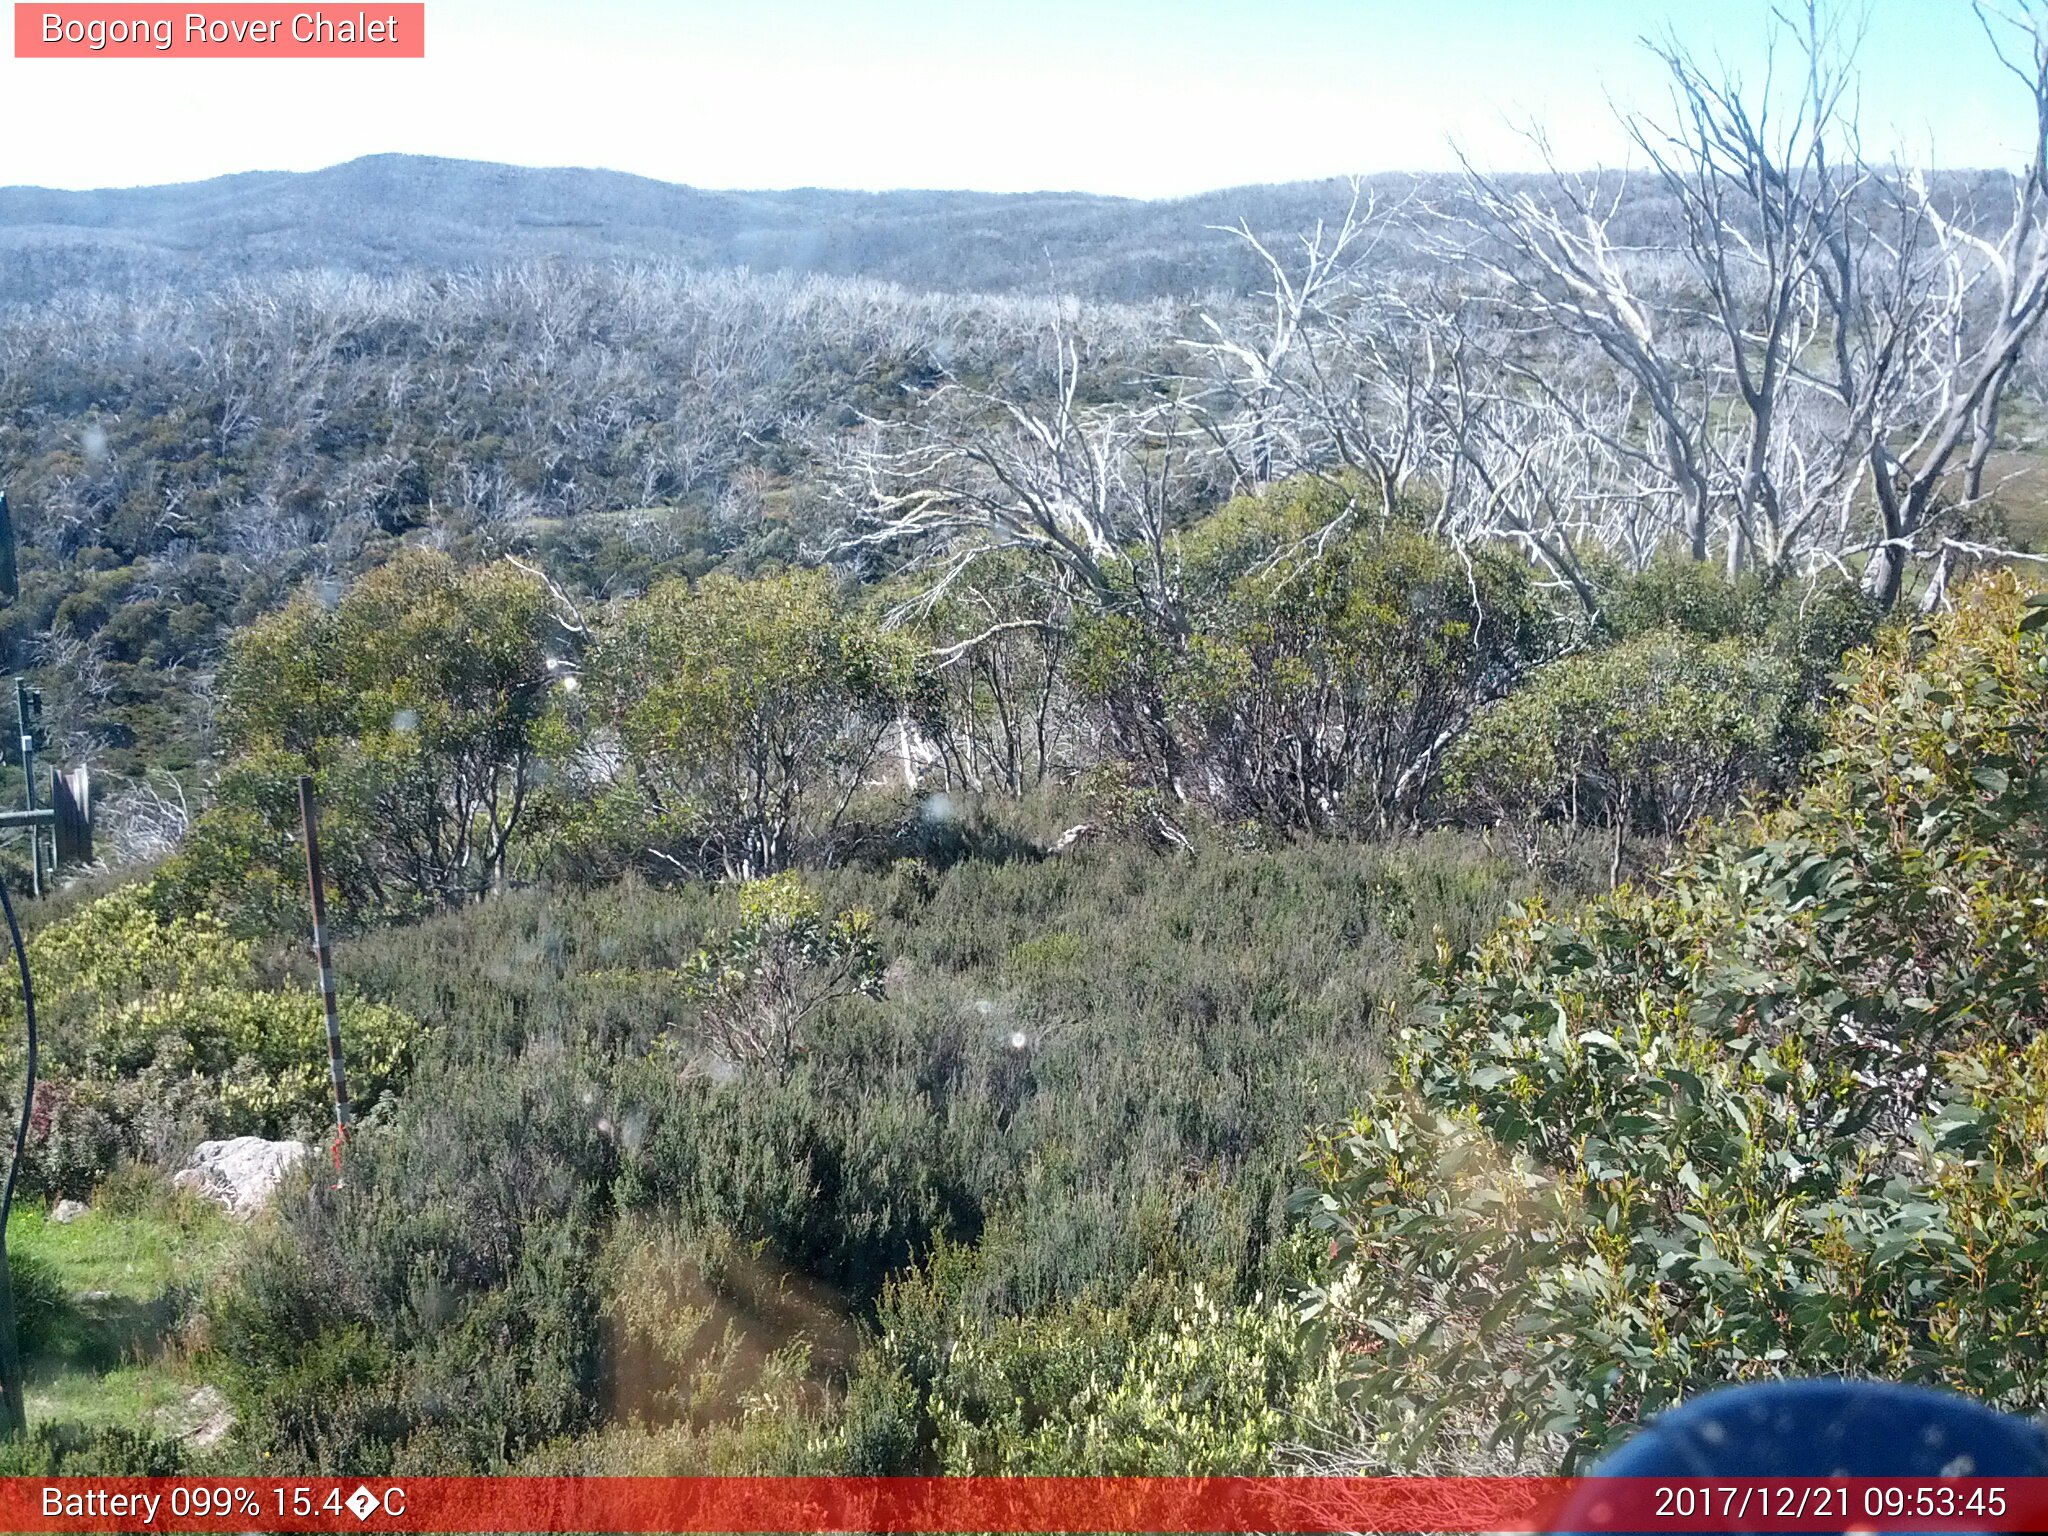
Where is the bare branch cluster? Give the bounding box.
[831,3,2048,624]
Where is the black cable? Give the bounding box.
[0,872,34,1233]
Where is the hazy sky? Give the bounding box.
[0,0,2021,195]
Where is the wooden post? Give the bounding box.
[298,776,353,1132]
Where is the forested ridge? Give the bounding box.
[0,2,2046,1478]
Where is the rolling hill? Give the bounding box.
[0,154,1401,302]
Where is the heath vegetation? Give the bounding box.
[0,0,2046,1477]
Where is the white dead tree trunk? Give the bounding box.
[1434,1,2048,607]
[1172,184,1451,511]
[834,316,1189,631]
[1442,149,1722,565]
[1847,3,2048,604]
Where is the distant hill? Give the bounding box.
[0,154,1416,303]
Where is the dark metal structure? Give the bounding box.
[0,494,17,605]
[0,495,98,1437]
[0,682,91,900]
[0,873,32,1437]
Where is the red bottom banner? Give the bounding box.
[4,1475,2046,1533]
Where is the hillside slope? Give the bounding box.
[0,155,1395,301]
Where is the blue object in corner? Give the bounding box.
[1548,1379,2048,1535]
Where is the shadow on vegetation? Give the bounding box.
[27,1287,191,1378]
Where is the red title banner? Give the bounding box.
[1,1477,2046,1533]
[14,4,422,56]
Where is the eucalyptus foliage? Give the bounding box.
[169,550,559,926]
[1298,577,2048,1469]
[1072,477,1551,832]
[1,886,420,1190]
[583,569,929,878]
[1447,631,1800,836]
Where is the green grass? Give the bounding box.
[7,1193,241,1438]
[27,1361,218,1434]
[11,1199,235,1305]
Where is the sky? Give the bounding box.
[0,0,2025,196]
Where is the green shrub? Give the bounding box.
[167,550,560,927]
[209,1049,615,1473]
[208,831,1574,1472]
[1298,576,2048,1470]
[848,1248,1337,1474]
[0,885,423,1192]
[885,553,1074,800]
[1445,564,1882,842]
[90,1160,213,1224]
[581,568,930,878]
[1446,630,1801,836]
[1072,478,1553,831]
[672,873,884,1068]
[0,1421,186,1476]
[7,1243,65,1356]
[1598,560,1880,685]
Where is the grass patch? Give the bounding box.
[1982,447,2048,550]
[6,1186,241,1440]
[11,1194,235,1307]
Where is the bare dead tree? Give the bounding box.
[99,771,193,865]
[1179,184,1384,491]
[1441,145,1722,565]
[1438,1,2048,607]
[1845,0,2048,604]
[834,313,1193,629]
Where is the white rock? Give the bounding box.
[49,1198,88,1224]
[158,1383,236,1449]
[186,1385,235,1447]
[172,1136,312,1219]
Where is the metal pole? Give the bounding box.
[13,682,36,901]
[298,776,352,1131]
[0,493,17,604]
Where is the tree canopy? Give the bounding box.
[583,568,928,878]
[168,550,558,926]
